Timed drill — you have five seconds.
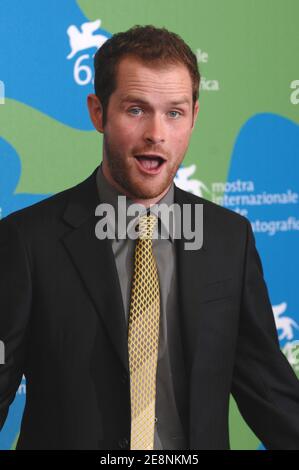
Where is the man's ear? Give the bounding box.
[87,93,104,133]
[191,100,199,131]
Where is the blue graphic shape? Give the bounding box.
[0,138,51,218]
[225,113,299,333]
[225,113,299,449]
[0,0,111,129]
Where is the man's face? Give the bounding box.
[89,55,199,202]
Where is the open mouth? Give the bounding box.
[134,155,166,172]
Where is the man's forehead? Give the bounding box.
[114,56,193,102]
[115,55,192,86]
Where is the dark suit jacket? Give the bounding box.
[0,166,299,450]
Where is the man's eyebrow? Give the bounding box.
[120,95,191,106]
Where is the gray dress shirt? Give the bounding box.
[96,163,188,450]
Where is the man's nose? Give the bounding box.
[143,115,165,144]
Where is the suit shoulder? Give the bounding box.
[0,172,93,231]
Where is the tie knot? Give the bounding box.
[137,213,158,240]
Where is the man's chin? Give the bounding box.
[112,170,173,201]
[126,182,170,201]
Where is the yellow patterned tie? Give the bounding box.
[128,213,160,450]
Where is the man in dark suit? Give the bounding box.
[1,25,299,450]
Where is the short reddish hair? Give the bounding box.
[93,25,200,126]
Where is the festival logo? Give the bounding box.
[66,19,110,86]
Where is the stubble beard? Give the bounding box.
[103,135,179,200]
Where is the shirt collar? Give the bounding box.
[96,162,175,242]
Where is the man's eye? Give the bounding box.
[128,107,143,115]
[168,111,181,118]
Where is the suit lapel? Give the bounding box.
[173,185,209,379]
[60,169,210,379]
[61,167,130,373]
